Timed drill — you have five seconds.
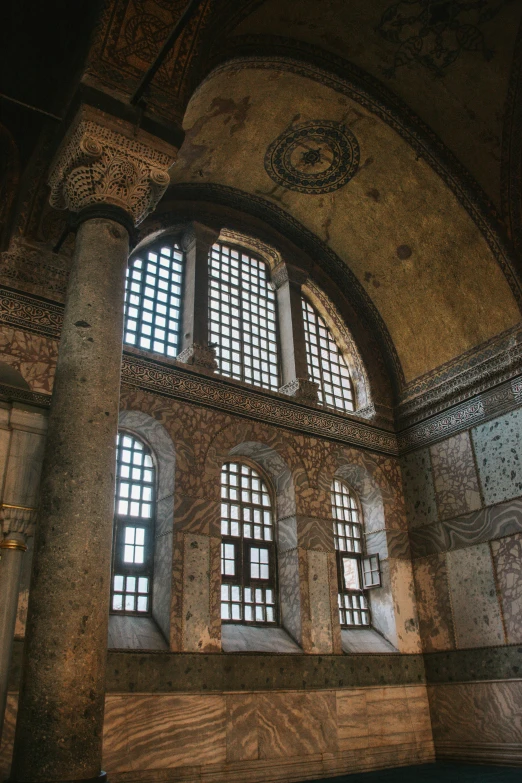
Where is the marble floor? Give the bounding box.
[305,763,521,782]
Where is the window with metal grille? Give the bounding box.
[111,433,155,615]
[220,461,277,624]
[124,242,184,357]
[302,298,355,412]
[209,242,279,391]
[331,478,380,628]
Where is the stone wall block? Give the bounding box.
[491,532,522,644]
[412,553,456,652]
[307,550,333,654]
[182,533,217,652]
[446,543,505,648]
[430,432,481,520]
[278,548,302,645]
[389,558,421,653]
[400,448,438,530]
[472,408,522,506]
[174,494,220,536]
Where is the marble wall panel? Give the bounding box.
[174,494,220,536]
[278,547,302,645]
[307,549,333,654]
[368,559,398,649]
[209,535,221,648]
[491,532,522,644]
[170,531,184,650]
[153,528,172,642]
[182,533,219,652]
[102,694,226,771]
[412,554,455,652]
[365,529,410,560]
[226,695,258,762]
[336,689,369,750]
[0,693,17,779]
[278,515,298,552]
[400,448,438,530]
[430,432,481,520]
[296,516,335,551]
[366,687,415,747]
[472,408,522,506]
[428,681,522,747]
[0,326,57,393]
[446,544,505,648]
[14,536,34,637]
[389,558,421,653]
[409,497,522,558]
[327,551,342,655]
[257,691,337,759]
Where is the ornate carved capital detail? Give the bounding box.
[271,261,309,290]
[176,343,218,371]
[1,505,38,538]
[48,105,178,226]
[279,378,319,405]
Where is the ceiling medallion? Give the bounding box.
[264,120,360,194]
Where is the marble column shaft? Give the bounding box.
[272,262,318,404]
[10,218,129,782]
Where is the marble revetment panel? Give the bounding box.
[491,532,522,644]
[400,448,438,529]
[472,408,522,506]
[446,544,505,648]
[430,432,481,520]
[412,553,456,652]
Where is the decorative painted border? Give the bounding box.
[121,353,398,454]
[0,287,62,339]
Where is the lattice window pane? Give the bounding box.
[221,462,277,624]
[112,433,155,616]
[302,298,355,412]
[124,244,184,358]
[209,243,279,391]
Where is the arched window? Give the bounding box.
[209,242,279,391]
[331,478,380,627]
[124,241,184,357]
[302,297,355,412]
[220,461,277,623]
[111,433,155,615]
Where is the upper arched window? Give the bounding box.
[123,242,184,357]
[209,242,279,391]
[111,433,155,615]
[331,478,380,628]
[302,297,355,412]
[220,461,277,624]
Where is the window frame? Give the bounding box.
[110,431,157,618]
[209,241,282,392]
[123,237,186,359]
[220,457,279,626]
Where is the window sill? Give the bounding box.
[341,628,397,654]
[221,624,302,653]
[108,614,168,651]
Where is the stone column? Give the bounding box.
[10,104,177,783]
[272,261,318,404]
[177,221,220,372]
[0,403,47,740]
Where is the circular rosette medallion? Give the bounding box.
[264,121,360,194]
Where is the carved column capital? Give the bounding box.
[180,221,220,253]
[279,378,319,404]
[48,105,178,226]
[271,261,309,290]
[177,343,218,372]
[1,505,38,538]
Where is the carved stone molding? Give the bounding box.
[176,343,218,372]
[48,105,178,226]
[1,506,38,538]
[279,377,319,405]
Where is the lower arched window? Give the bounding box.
[331,478,380,627]
[220,461,277,624]
[111,433,155,615]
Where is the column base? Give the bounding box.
[8,773,107,783]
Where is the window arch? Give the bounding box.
[220,461,277,624]
[302,297,355,412]
[331,478,380,628]
[209,242,279,391]
[111,432,156,615]
[124,240,185,357]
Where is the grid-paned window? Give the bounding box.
[332,479,370,627]
[111,434,155,615]
[302,298,355,412]
[209,242,279,391]
[220,462,277,623]
[124,243,184,357]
